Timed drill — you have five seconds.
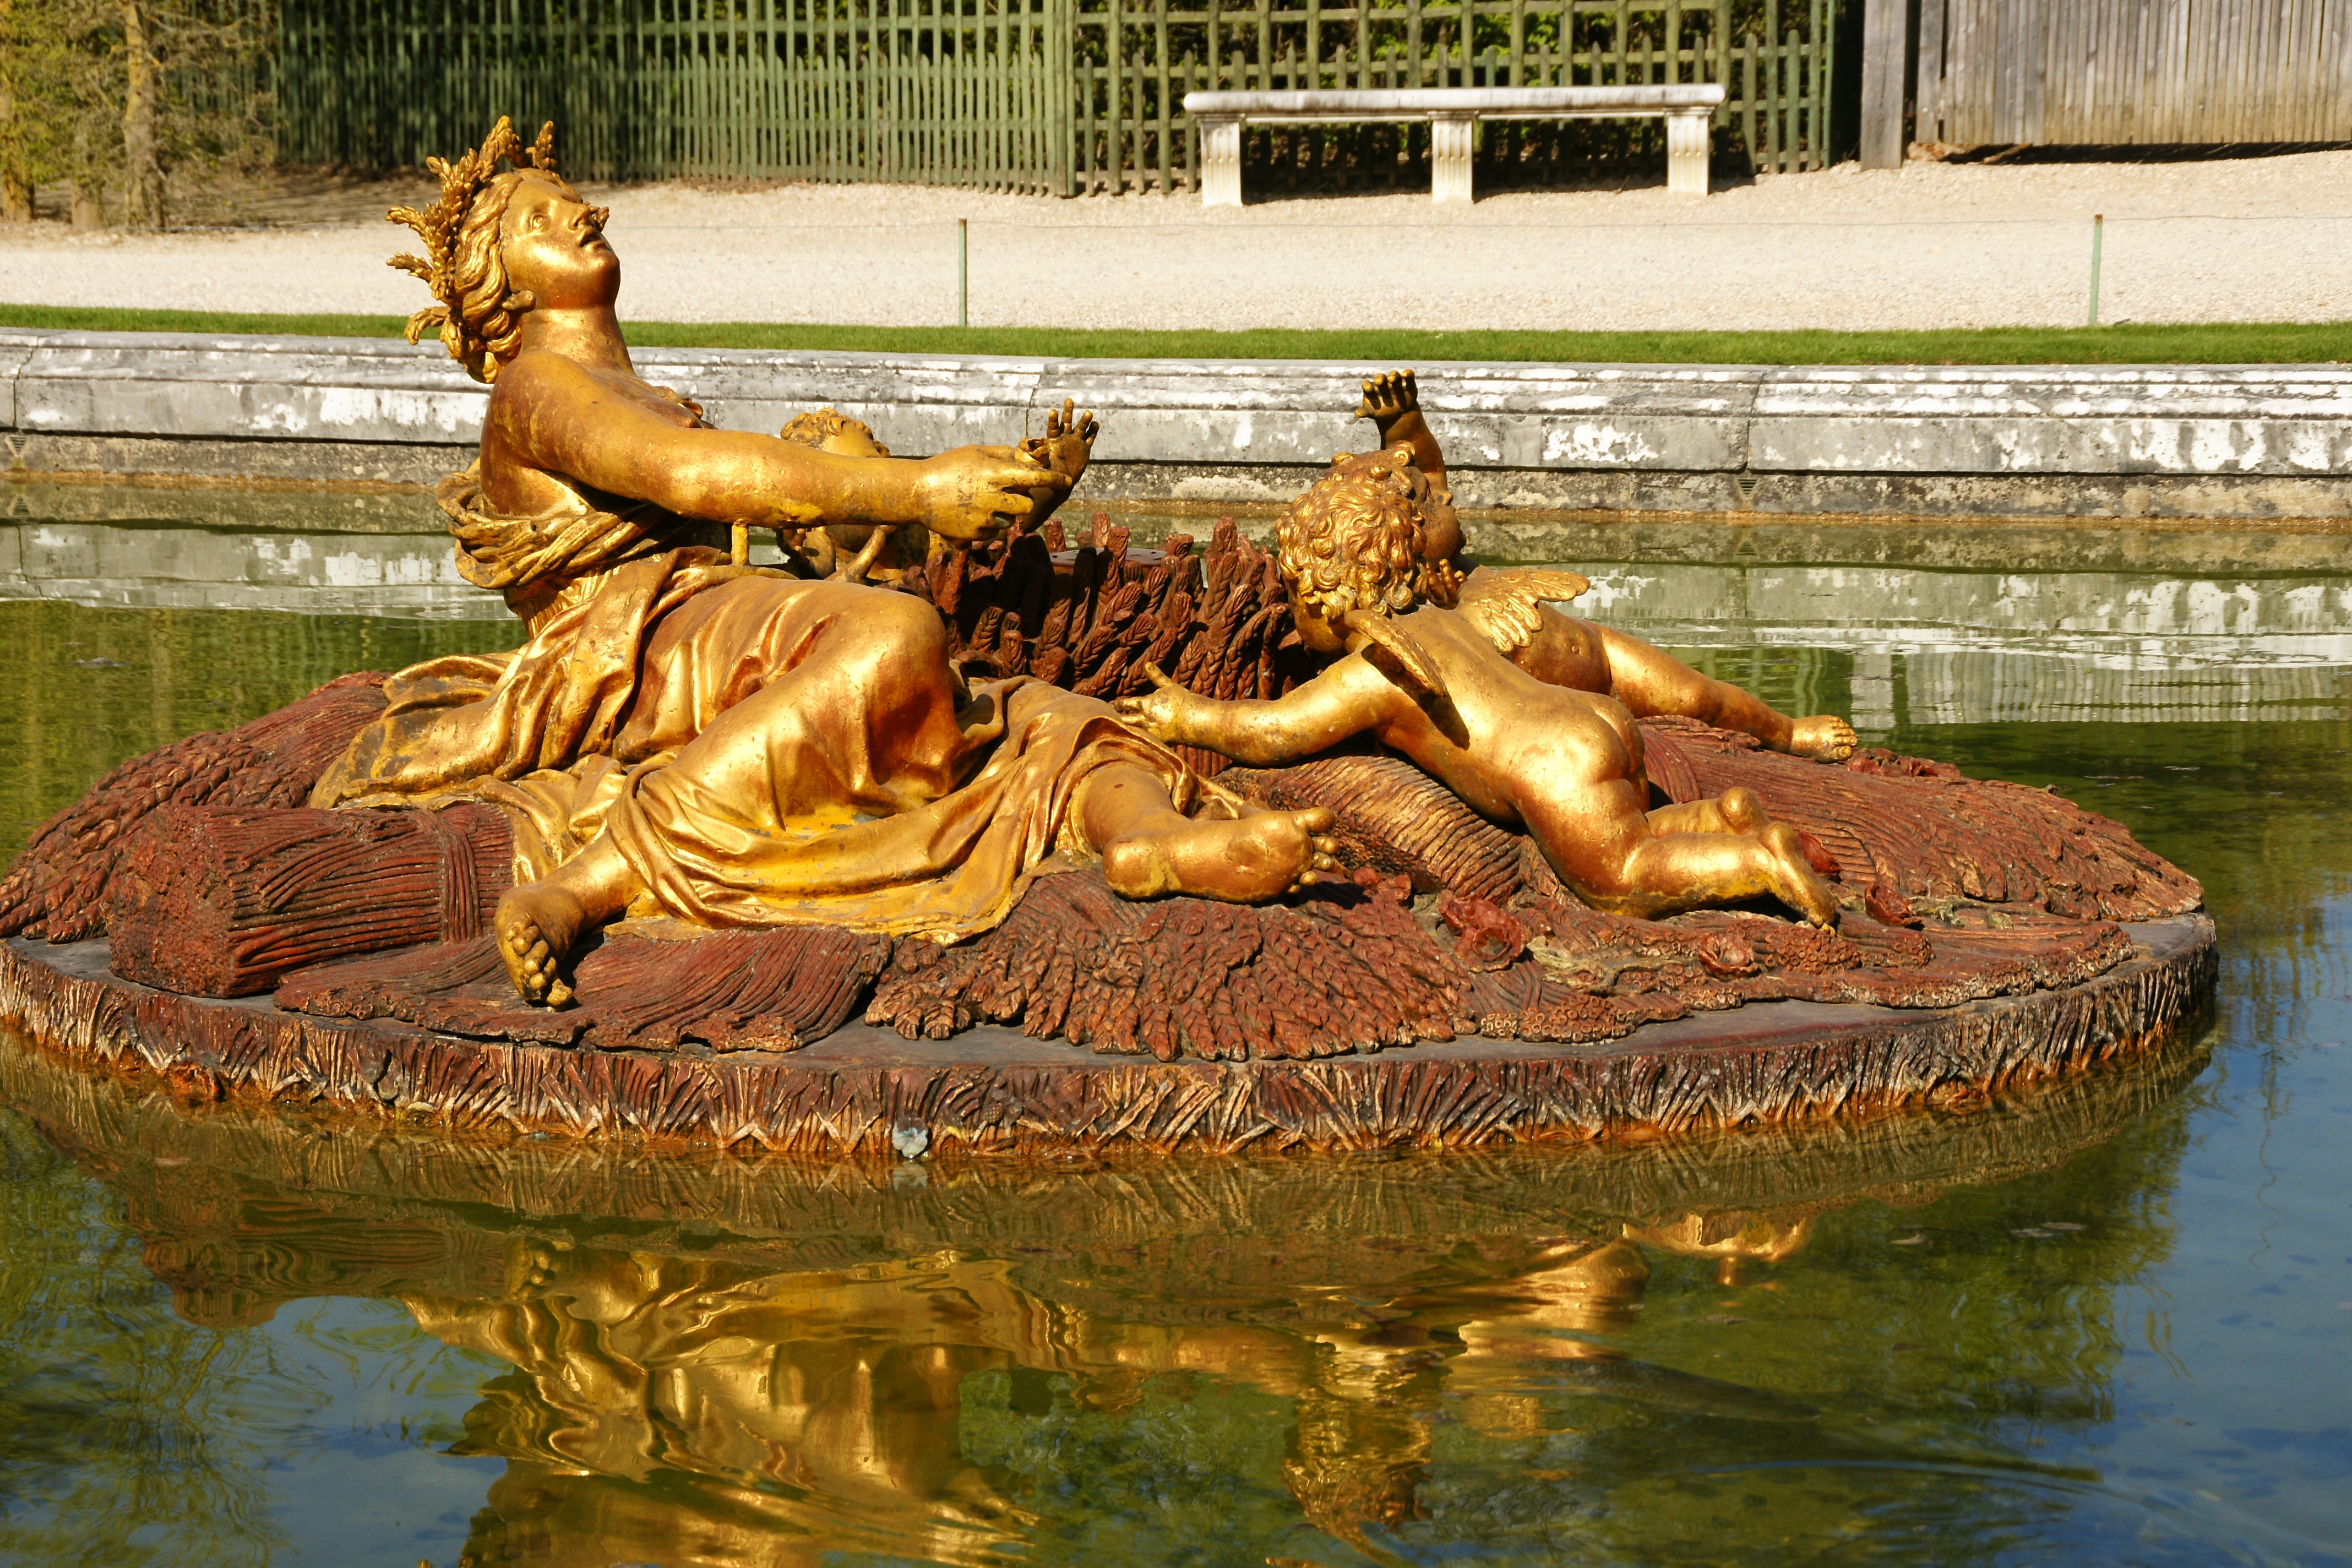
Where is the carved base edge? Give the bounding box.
[0,918,2215,1158]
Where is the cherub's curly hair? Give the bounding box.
[388,117,596,384]
[1275,448,1463,620]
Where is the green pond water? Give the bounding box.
[1,535,2349,1566]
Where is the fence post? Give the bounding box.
[1859,0,1908,167]
[2087,213,2103,326]
[1050,0,1075,195]
[1819,0,1836,163]
[1110,0,1126,192]
[1712,0,1730,127]
[865,0,881,181]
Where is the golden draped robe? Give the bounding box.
[312,469,1195,942]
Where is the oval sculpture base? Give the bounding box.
[2,918,2214,1157]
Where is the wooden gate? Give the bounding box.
[1918,0,2352,145]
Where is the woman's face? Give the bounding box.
[499,175,619,309]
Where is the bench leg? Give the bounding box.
[1431,116,1475,204]
[1200,119,1243,208]
[1667,110,1711,197]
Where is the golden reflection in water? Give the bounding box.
[0,1021,2208,1565]
[411,1254,1037,1565]
[393,1233,1678,1559]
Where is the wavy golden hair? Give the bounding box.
[1275,448,1463,621]
[388,117,594,384]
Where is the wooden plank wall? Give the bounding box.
[1857,0,1907,164]
[270,0,1836,193]
[1920,0,2352,145]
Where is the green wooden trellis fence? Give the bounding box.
[272,0,1833,193]
[273,0,1069,189]
[1066,0,1835,192]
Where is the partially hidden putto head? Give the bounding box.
[1274,447,1463,622]
[387,116,601,383]
[777,407,891,458]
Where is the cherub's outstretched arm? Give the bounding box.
[1356,370,1445,489]
[1114,657,1398,766]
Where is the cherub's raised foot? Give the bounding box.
[496,881,595,1008]
[1759,824,1841,929]
[1102,806,1340,905]
[1789,715,1859,761]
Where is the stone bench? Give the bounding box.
[1183,84,1726,206]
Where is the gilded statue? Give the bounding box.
[1353,369,1858,763]
[313,118,1337,1005]
[310,117,1874,1010]
[1115,444,1840,925]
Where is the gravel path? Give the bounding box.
[2,150,2346,333]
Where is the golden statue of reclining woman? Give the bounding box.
[309,119,1337,1004]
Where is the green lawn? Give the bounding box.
[2,302,2345,364]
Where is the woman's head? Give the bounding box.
[389,118,613,383]
[1275,448,1462,651]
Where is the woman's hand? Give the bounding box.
[911,447,1071,541]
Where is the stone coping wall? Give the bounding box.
[3,328,2349,521]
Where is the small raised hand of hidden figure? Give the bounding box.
[1115,447,1841,927]
[1344,369,1858,763]
[772,398,1098,582]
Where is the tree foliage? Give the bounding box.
[0,0,272,227]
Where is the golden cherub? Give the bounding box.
[1116,446,1840,926]
[1352,368,1858,762]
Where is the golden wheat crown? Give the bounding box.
[386,116,559,376]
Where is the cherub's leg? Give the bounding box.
[1645,785,1768,837]
[1593,624,1856,760]
[1524,777,1838,928]
[1079,764,1340,903]
[497,833,641,1008]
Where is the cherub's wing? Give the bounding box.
[1456,567,1594,654]
[1342,609,1450,701]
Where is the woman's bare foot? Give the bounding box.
[1102,806,1340,903]
[1789,715,1859,761]
[497,881,596,1007]
[1758,824,1840,928]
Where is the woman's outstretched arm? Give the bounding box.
[489,351,1064,539]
